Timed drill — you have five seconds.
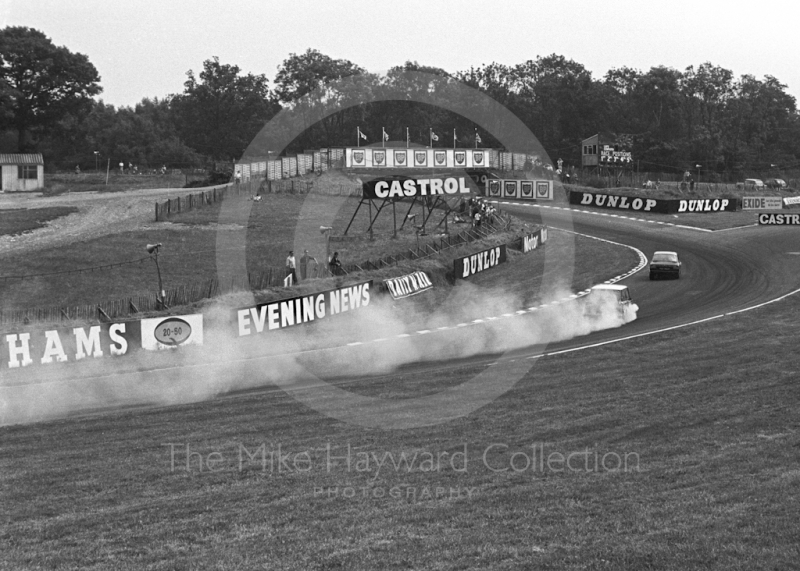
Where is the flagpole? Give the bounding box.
[406,127,409,149]
[382,127,385,148]
[429,128,432,148]
[475,128,478,149]
[453,128,456,150]
[357,126,360,148]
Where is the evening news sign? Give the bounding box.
[237,281,373,336]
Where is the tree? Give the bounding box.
[171,57,279,161]
[0,26,101,151]
[274,49,364,104]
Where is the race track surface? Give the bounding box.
[4,200,800,424]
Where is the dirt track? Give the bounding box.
[0,186,205,256]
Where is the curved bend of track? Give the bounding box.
[217,203,800,395]
[507,202,800,353]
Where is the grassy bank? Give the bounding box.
[0,206,78,236]
[43,172,187,194]
[0,192,633,322]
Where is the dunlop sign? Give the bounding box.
[742,197,784,210]
[454,245,507,279]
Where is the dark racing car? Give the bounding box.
[649,251,681,280]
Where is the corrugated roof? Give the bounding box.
[0,153,44,165]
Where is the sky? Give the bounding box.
[3,0,798,108]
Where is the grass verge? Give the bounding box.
[0,207,79,237]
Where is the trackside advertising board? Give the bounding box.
[454,245,507,279]
[783,196,800,206]
[520,227,548,253]
[569,191,740,213]
[743,197,783,210]
[383,271,433,300]
[362,176,477,199]
[1,321,141,371]
[758,213,800,225]
[140,314,204,351]
[347,148,490,169]
[486,179,554,201]
[236,280,373,336]
[0,312,207,372]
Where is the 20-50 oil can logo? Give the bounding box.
[154,317,192,346]
[141,314,203,351]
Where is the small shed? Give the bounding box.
[0,153,45,192]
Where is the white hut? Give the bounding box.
[0,153,45,192]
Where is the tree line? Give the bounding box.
[1,26,798,179]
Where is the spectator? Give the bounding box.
[119,162,124,173]
[285,251,297,285]
[160,165,167,175]
[74,165,80,174]
[473,210,482,228]
[329,252,343,276]
[299,249,317,280]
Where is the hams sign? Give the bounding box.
[2,322,138,370]
[0,312,207,372]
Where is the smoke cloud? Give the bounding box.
[0,281,636,426]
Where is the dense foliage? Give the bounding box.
[1,28,798,178]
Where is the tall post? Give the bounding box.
[368,199,374,241]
